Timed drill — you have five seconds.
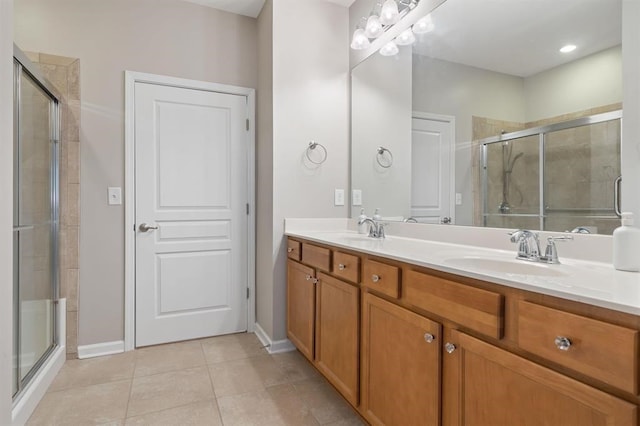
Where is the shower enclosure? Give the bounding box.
[481,110,622,235]
[12,49,60,399]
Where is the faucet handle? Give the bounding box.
[541,235,573,264]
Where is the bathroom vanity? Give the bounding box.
[285,222,640,425]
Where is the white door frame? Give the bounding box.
[412,111,456,224]
[124,71,256,352]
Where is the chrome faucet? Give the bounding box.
[509,229,573,264]
[358,217,386,239]
[509,229,541,261]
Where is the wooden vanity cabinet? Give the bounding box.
[286,241,361,407]
[443,330,637,426]
[361,292,441,426]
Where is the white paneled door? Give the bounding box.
[134,82,248,347]
[411,114,455,224]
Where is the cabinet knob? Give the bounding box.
[371,274,380,283]
[338,263,346,271]
[287,248,294,253]
[424,333,435,343]
[444,342,457,354]
[554,336,572,351]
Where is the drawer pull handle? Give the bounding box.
[287,248,294,253]
[445,342,456,354]
[554,336,572,351]
[338,264,346,271]
[371,274,381,283]
[424,333,435,343]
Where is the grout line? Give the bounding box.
[123,349,138,419]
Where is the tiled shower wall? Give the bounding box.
[25,52,80,359]
[472,103,621,234]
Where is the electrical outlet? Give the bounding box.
[335,189,345,206]
[108,187,122,205]
[455,193,462,205]
[352,189,362,206]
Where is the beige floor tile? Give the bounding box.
[208,355,289,397]
[293,378,358,424]
[134,340,205,377]
[127,367,214,418]
[217,384,318,426]
[48,351,135,392]
[271,350,322,383]
[27,380,130,425]
[201,332,267,364]
[124,400,222,425]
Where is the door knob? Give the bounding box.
[441,217,452,224]
[139,223,159,232]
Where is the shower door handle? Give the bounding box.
[139,223,159,232]
[614,176,622,218]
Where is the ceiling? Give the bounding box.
[180,0,356,18]
[413,0,622,77]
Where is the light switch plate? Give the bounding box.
[334,189,345,206]
[352,189,362,206]
[455,193,462,205]
[108,187,122,205]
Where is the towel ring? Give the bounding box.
[306,141,327,165]
[376,146,393,168]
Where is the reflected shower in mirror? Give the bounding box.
[350,0,622,234]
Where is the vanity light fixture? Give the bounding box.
[379,41,399,56]
[412,13,434,34]
[350,0,420,53]
[560,44,577,53]
[395,28,416,46]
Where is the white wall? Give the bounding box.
[622,0,640,219]
[256,0,350,342]
[352,49,412,218]
[1,0,14,421]
[525,46,622,122]
[14,0,258,346]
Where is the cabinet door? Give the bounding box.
[287,259,316,361]
[361,292,441,426]
[443,330,637,426]
[315,272,359,406]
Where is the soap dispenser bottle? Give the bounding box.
[373,208,382,221]
[357,208,368,234]
[613,212,640,272]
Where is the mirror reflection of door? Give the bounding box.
[411,113,455,224]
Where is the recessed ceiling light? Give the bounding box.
[560,44,577,53]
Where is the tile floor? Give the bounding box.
[27,333,364,425]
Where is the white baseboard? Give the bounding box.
[253,322,295,354]
[77,340,125,359]
[12,299,67,426]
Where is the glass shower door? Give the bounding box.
[13,59,59,397]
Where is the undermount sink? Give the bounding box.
[443,256,569,277]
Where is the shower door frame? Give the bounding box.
[480,110,623,231]
[12,46,61,400]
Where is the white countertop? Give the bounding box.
[284,219,640,316]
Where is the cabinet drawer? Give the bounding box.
[404,270,504,339]
[287,239,301,261]
[362,259,400,298]
[302,243,331,272]
[517,301,638,394]
[332,251,360,284]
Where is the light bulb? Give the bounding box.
[395,28,416,46]
[379,0,399,25]
[364,15,383,39]
[413,14,434,34]
[350,28,371,50]
[379,41,399,56]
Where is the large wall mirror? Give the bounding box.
[351,0,623,234]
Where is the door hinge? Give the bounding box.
[246,118,250,131]
[246,203,250,215]
[247,288,250,299]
